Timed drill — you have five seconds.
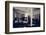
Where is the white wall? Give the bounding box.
[0,0,46,35]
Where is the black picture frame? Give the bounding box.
[5,1,45,34]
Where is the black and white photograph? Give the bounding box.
[13,7,40,28]
[5,1,45,34]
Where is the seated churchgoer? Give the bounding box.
[23,17,28,23]
[26,16,31,27]
[13,17,18,23]
[32,15,40,27]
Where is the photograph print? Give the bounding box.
[5,1,45,34]
[13,7,40,28]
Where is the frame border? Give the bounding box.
[5,1,45,34]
